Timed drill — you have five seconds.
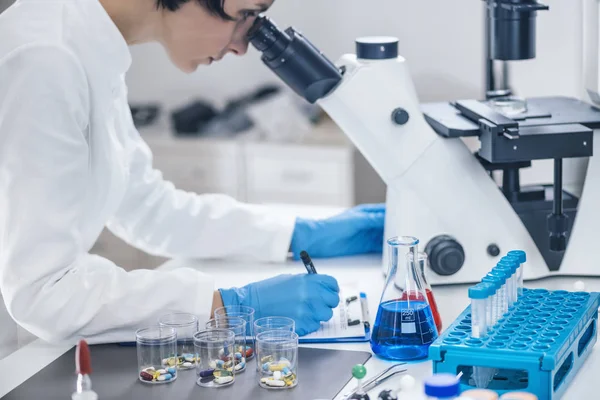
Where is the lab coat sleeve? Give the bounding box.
[106,105,297,263]
[0,44,215,344]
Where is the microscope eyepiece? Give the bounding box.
[248,16,291,57]
[248,15,342,104]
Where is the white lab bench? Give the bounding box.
[1,254,599,399]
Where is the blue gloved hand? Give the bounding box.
[219,274,340,336]
[290,203,385,260]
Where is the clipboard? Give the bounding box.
[299,290,371,344]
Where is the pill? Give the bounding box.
[282,367,291,376]
[177,356,185,365]
[214,370,233,378]
[261,355,273,363]
[152,371,161,380]
[157,369,167,375]
[265,379,286,387]
[182,362,193,368]
[167,358,177,367]
[260,378,269,384]
[235,361,246,371]
[163,373,173,381]
[235,352,242,360]
[209,360,217,369]
[273,371,282,380]
[215,376,234,385]
[262,363,270,371]
[185,356,195,363]
[143,367,155,373]
[269,363,285,371]
[167,367,177,375]
[216,360,225,368]
[139,371,153,381]
[246,348,254,358]
[280,357,291,366]
[200,369,215,378]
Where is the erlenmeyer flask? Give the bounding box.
[370,236,439,361]
[409,252,442,333]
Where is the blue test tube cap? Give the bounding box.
[469,282,495,299]
[424,373,460,398]
[498,258,518,273]
[468,284,488,300]
[488,270,507,283]
[508,250,527,263]
[494,263,514,275]
[482,275,502,290]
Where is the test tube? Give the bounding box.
[508,250,527,298]
[494,263,514,309]
[488,270,508,318]
[482,275,503,325]
[500,256,520,305]
[469,284,492,338]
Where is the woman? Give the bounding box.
[0,0,384,358]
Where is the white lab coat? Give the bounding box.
[0,0,296,359]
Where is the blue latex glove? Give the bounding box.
[290,203,385,260]
[219,274,340,336]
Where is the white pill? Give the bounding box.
[215,376,233,385]
[161,358,168,365]
[157,375,167,382]
[182,362,193,368]
[273,371,282,380]
[185,356,194,362]
[157,369,167,375]
[575,281,585,291]
[265,379,286,387]
[235,362,245,371]
[209,360,217,369]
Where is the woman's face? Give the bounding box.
[160,0,274,73]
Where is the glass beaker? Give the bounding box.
[370,236,439,361]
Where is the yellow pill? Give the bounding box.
[153,371,161,380]
[269,363,284,372]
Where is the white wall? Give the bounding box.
[126,0,585,107]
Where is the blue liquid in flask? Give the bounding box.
[370,299,438,361]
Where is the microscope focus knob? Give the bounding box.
[425,235,465,276]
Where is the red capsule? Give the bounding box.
[246,348,253,358]
[140,371,153,381]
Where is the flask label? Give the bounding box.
[401,309,417,334]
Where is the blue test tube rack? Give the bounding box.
[430,287,599,399]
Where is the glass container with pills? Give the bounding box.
[158,312,199,370]
[256,330,298,389]
[214,305,255,360]
[195,329,237,388]
[206,316,248,373]
[136,326,178,384]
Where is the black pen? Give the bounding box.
[300,250,317,274]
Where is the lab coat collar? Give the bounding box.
[81,0,132,78]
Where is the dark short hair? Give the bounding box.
[156,0,232,20]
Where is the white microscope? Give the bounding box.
[248,1,600,285]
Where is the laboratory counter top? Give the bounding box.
[2,254,600,399]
